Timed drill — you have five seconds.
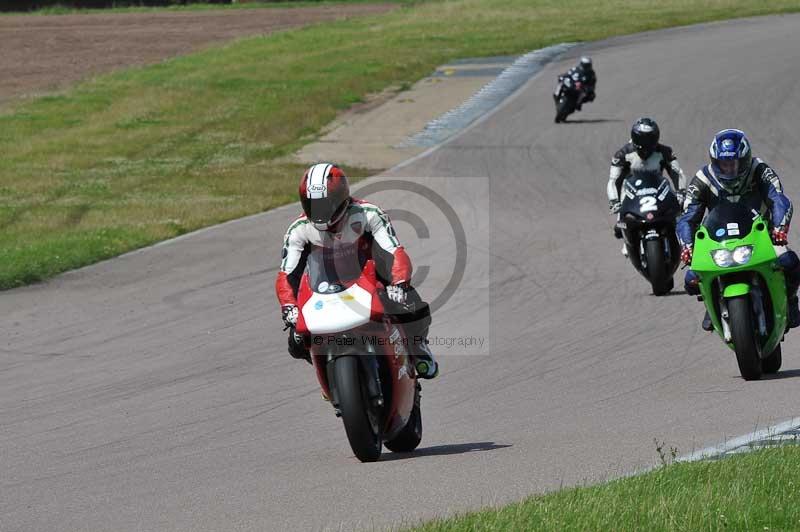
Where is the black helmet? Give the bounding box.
[579,56,593,71]
[630,117,660,158]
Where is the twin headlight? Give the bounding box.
[711,246,753,267]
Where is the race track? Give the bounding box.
[3,15,800,532]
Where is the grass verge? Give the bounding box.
[410,445,800,531]
[7,1,416,17]
[2,1,800,289]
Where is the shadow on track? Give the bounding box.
[561,118,625,124]
[655,290,688,297]
[761,368,800,381]
[381,441,512,461]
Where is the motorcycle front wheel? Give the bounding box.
[762,344,782,374]
[334,356,383,462]
[645,238,672,296]
[555,98,571,123]
[727,295,763,380]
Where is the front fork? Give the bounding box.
[324,350,385,417]
[715,279,768,344]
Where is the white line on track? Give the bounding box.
[679,417,800,462]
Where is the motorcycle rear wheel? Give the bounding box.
[728,295,763,381]
[384,383,422,453]
[334,356,383,462]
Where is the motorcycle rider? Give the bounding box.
[678,129,800,331]
[556,56,596,111]
[275,163,438,379]
[607,117,688,255]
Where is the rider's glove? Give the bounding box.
[281,305,298,329]
[772,226,789,246]
[680,245,693,267]
[609,200,621,214]
[386,283,408,305]
[676,189,687,208]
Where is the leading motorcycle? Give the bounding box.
[690,202,785,380]
[294,245,422,462]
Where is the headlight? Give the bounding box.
[711,249,734,267]
[732,245,753,265]
[711,245,753,267]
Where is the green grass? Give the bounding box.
[410,445,800,531]
[2,1,800,289]
[11,1,417,17]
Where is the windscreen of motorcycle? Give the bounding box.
[702,202,758,242]
[302,245,374,334]
[620,170,679,220]
[306,244,365,294]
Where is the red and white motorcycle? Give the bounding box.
[295,245,422,462]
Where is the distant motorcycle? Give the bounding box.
[294,245,422,462]
[553,72,585,123]
[617,169,682,295]
[691,202,785,380]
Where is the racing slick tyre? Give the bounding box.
[555,98,571,123]
[645,239,672,296]
[334,356,382,462]
[762,344,782,374]
[384,383,422,453]
[728,295,763,381]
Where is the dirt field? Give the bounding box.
[0,4,395,104]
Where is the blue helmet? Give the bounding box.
[709,129,752,190]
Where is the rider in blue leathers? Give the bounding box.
[677,129,800,330]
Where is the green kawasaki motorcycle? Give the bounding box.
[691,202,785,380]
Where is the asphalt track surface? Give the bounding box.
[3,15,800,532]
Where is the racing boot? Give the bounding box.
[613,226,623,239]
[413,339,438,379]
[788,296,800,329]
[702,311,713,332]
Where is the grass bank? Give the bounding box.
[411,445,800,531]
[9,1,415,16]
[2,1,800,289]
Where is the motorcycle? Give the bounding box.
[616,169,681,295]
[294,245,422,462]
[690,202,785,380]
[553,72,585,123]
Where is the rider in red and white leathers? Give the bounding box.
[275,163,438,379]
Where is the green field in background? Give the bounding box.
[2,0,800,289]
[4,1,416,16]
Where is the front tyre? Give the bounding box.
[555,98,571,123]
[762,344,782,374]
[645,239,671,296]
[334,356,382,462]
[727,295,763,380]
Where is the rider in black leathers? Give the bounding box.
[557,56,596,111]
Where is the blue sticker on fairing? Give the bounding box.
[314,300,324,310]
[715,228,726,237]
